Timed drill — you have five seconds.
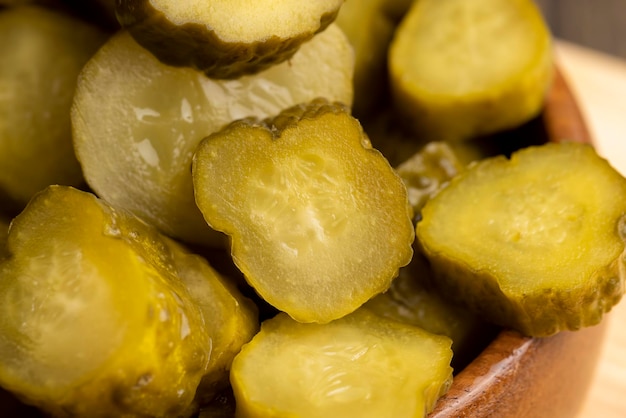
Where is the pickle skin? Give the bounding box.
[0,186,258,417]
[416,142,626,337]
[115,0,343,79]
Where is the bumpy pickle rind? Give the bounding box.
[416,142,626,337]
[115,0,343,79]
[230,310,453,418]
[0,186,257,417]
[192,99,415,324]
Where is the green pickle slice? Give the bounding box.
[395,141,465,220]
[115,0,344,79]
[71,26,354,247]
[388,0,553,142]
[0,186,258,417]
[0,5,106,207]
[416,142,626,337]
[193,100,414,323]
[230,310,453,418]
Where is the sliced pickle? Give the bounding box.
[416,142,626,337]
[0,5,106,207]
[396,141,465,220]
[0,216,9,259]
[362,251,498,371]
[231,310,453,418]
[389,0,553,142]
[335,0,396,117]
[192,100,414,324]
[71,26,354,247]
[0,186,258,417]
[115,0,344,79]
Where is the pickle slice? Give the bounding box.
[395,141,465,220]
[71,25,354,247]
[230,310,453,418]
[416,142,626,337]
[0,5,106,207]
[0,216,8,259]
[363,251,496,371]
[335,0,396,117]
[192,100,414,324]
[389,0,553,142]
[0,186,258,417]
[115,0,344,79]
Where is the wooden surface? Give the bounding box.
[555,40,626,418]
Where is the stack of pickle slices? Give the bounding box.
[1,1,625,417]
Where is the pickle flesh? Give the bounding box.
[416,142,626,336]
[115,0,344,79]
[230,310,453,418]
[0,186,258,417]
[192,100,414,323]
[71,26,354,247]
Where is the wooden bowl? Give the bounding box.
[429,68,607,418]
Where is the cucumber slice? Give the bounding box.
[416,142,626,336]
[0,5,106,207]
[192,100,414,324]
[389,0,553,142]
[115,0,344,79]
[0,186,258,417]
[71,25,354,247]
[230,310,453,418]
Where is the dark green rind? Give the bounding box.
[115,0,342,79]
[422,249,625,337]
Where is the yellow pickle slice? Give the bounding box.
[230,310,453,418]
[0,186,258,417]
[388,0,553,142]
[192,99,415,323]
[416,142,626,337]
